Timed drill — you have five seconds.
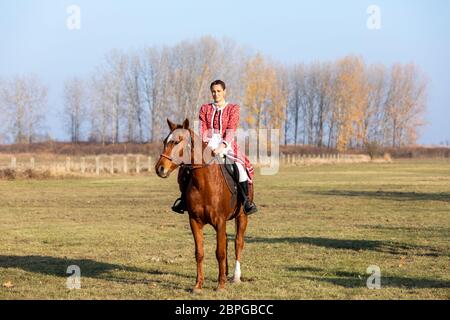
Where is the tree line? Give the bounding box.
[0,36,427,151]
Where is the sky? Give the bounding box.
[0,0,449,144]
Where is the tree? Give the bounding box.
[384,63,427,147]
[243,54,286,131]
[0,75,47,144]
[331,56,368,152]
[287,64,306,145]
[103,50,127,143]
[364,64,387,145]
[124,53,146,142]
[63,77,86,142]
[88,71,111,144]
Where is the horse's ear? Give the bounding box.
[182,118,189,129]
[167,119,177,131]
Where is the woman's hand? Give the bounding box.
[213,142,227,156]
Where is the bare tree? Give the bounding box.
[384,63,427,147]
[88,72,111,145]
[287,64,305,145]
[0,75,47,144]
[63,77,86,142]
[123,53,146,142]
[140,46,172,142]
[103,50,127,143]
[364,64,387,145]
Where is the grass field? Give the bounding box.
[0,160,449,299]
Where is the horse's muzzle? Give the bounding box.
[156,164,169,178]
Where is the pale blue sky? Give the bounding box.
[1,0,449,144]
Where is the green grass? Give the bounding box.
[0,159,449,299]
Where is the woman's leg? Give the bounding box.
[235,163,257,215]
[172,167,188,214]
[235,162,248,182]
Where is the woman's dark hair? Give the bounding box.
[210,79,226,90]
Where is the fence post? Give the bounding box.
[30,157,35,169]
[81,157,85,174]
[136,156,140,174]
[95,156,100,175]
[123,155,128,174]
[110,156,114,174]
[11,157,16,169]
[66,157,71,172]
[148,156,152,173]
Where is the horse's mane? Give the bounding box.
[186,127,208,149]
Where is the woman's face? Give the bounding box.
[211,85,226,103]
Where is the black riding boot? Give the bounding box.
[239,181,258,215]
[171,168,190,214]
[171,196,186,214]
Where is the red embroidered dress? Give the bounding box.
[199,103,254,184]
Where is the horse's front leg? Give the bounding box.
[189,217,204,294]
[215,220,227,291]
[233,213,248,283]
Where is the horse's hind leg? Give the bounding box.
[233,213,248,283]
[226,233,229,277]
[189,218,204,294]
[215,220,228,291]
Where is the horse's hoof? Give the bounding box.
[232,278,241,284]
[215,286,226,292]
[192,287,202,294]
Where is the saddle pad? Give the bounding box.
[219,161,238,209]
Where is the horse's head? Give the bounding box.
[155,118,192,178]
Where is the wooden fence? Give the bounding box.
[1,154,154,176]
[0,153,376,176]
[278,153,372,165]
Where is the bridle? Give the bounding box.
[159,153,185,166]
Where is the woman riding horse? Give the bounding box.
[155,116,254,291]
[172,79,257,215]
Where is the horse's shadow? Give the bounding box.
[245,236,445,257]
[308,190,450,202]
[0,255,190,289]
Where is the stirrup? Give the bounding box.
[171,198,185,214]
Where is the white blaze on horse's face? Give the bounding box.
[168,129,191,164]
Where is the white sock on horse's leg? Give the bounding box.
[233,260,241,282]
[236,163,248,182]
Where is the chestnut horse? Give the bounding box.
[155,119,252,292]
